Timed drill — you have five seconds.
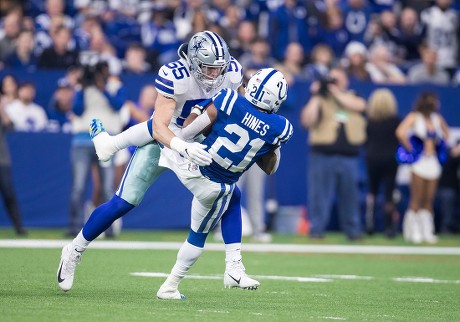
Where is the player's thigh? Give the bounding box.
[116,142,166,205]
[188,179,235,233]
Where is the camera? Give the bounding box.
[80,62,108,87]
[317,75,337,97]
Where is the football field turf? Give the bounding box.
[1,230,460,322]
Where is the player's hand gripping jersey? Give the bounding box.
[200,88,293,184]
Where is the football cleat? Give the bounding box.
[89,119,116,161]
[156,283,186,300]
[57,244,82,292]
[224,260,260,290]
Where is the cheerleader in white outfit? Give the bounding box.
[396,92,449,243]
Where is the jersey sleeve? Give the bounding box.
[154,59,190,99]
[272,117,294,146]
[227,57,244,90]
[212,88,239,116]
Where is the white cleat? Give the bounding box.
[89,119,117,161]
[156,283,186,300]
[224,260,260,290]
[57,244,82,292]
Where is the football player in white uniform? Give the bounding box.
[57,31,249,293]
[156,68,293,299]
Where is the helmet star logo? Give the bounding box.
[192,38,206,54]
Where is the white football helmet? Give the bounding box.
[244,68,288,113]
[187,31,230,89]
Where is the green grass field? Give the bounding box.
[1,229,460,321]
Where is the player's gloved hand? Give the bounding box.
[170,137,212,166]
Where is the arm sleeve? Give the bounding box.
[181,112,212,141]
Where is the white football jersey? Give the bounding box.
[154,56,243,135]
[421,6,459,68]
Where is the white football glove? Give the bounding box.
[170,137,212,166]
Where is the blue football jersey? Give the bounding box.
[200,89,293,184]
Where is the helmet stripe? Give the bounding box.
[254,69,277,101]
[204,31,223,59]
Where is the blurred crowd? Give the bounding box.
[0,0,460,240]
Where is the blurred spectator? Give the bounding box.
[174,0,207,40]
[4,82,48,132]
[81,25,122,75]
[366,45,406,84]
[0,9,22,61]
[184,10,208,41]
[301,68,366,240]
[0,74,18,106]
[368,0,401,13]
[0,97,27,235]
[47,81,74,133]
[229,20,257,58]
[239,37,277,71]
[206,0,232,28]
[274,42,306,85]
[407,47,450,85]
[122,43,150,74]
[141,3,180,70]
[35,0,74,32]
[421,0,459,72]
[392,7,426,66]
[342,0,372,43]
[304,44,334,81]
[123,84,156,127]
[342,41,370,81]
[318,5,350,58]
[437,142,460,234]
[68,61,126,237]
[268,0,312,61]
[38,26,78,69]
[365,88,400,237]
[396,92,449,244]
[365,10,400,61]
[3,29,38,72]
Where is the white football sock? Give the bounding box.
[113,121,153,150]
[225,242,242,263]
[166,241,203,288]
[72,231,91,252]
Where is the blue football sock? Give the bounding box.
[82,195,134,241]
[221,186,242,244]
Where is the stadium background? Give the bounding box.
[0,69,459,230]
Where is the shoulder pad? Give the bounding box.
[155,59,191,97]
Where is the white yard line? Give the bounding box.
[393,277,460,284]
[131,272,331,282]
[0,239,459,255]
[132,272,460,285]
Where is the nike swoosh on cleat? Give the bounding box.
[57,262,65,283]
[227,274,241,284]
[74,248,84,253]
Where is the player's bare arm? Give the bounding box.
[257,145,281,175]
[151,94,177,148]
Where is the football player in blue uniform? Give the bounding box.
[57,31,249,293]
[156,68,293,299]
